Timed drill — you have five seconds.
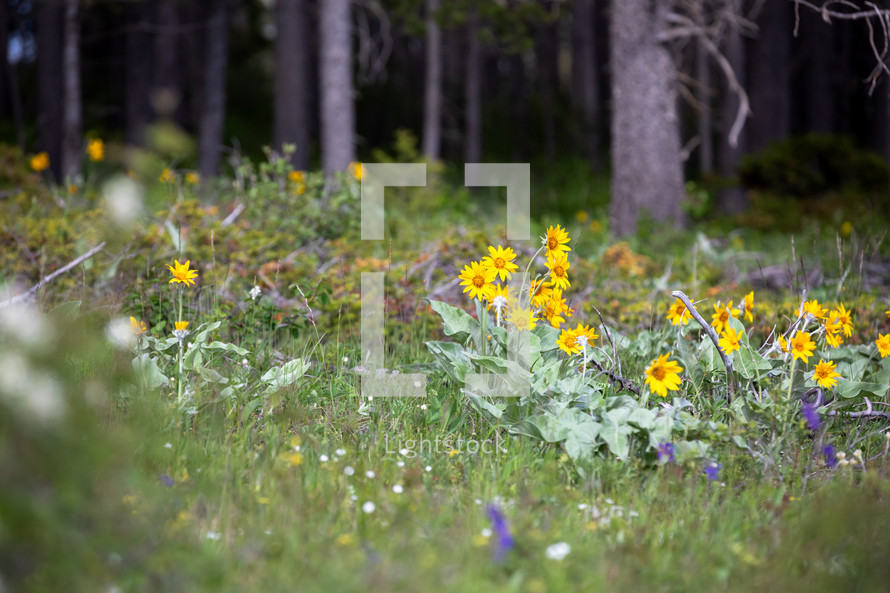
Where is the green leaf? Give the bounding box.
[600,410,633,459]
[532,324,560,351]
[205,341,249,356]
[198,367,228,384]
[426,340,471,383]
[735,346,773,381]
[48,301,81,319]
[262,358,309,393]
[428,299,479,345]
[835,379,888,399]
[132,353,169,389]
[563,420,602,461]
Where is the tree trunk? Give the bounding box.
[37,0,64,180]
[696,37,713,175]
[274,0,310,169]
[747,0,791,151]
[802,10,835,133]
[154,0,183,122]
[126,0,153,146]
[536,4,558,161]
[465,8,481,163]
[62,0,82,179]
[319,0,355,174]
[508,54,527,160]
[571,0,599,170]
[716,3,748,215]
[422,0,441,161]
[609,0,684,236]
[0,0,7,121]
[198,0,228,178]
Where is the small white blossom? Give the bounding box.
[344,466,355,476]
[481,528,492,538]
[249,285,262,301]
[396,461,405,468]
[362,501,376,514]
[335,448,346,457]
[206,531,222,541]
[392,484,403,494]
[425,465,432,472]
[365,470,376,479]
[319,454,329,462]
[545,542,571,561]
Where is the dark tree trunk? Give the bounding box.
[37,0,64,180]
[716,3,748,215]
[508,54,527,160]
[747,0,792,151]
[422,0,441,161]
[609,0,684,236]
[198,0,228,178]
[696,38,713,174]
[274,0,310,169]
[802,10,835,133]
[62,0,82,179]
[465,8,481,162]
[0,0,7,120]
[571,0,599,170]
[154,0,183,122]
[181,0,204,134]
[126,0,154,146]
[319,0,355,174]
[535,4,558,161]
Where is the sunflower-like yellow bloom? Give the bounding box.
[790,331,817,363]
[530,279,553,309]
[543,224,571,258]
[743,291,754,323]
[540,296,567,329]
[159,168,175,183]
[877,334,890,358]
[812,359,841,389]
[777,335,789,353]
[487,284,516,312]
[30,152,50,172]
[482,245,519,282]
[459,261,497,301]
[718,326,742,355]
[174,321,189,331]
[129,316,147,335]
[547,253,570,291]
[167,259,199,286]
[833,304,853,337]
[824,311,844,348]
[710,301,739,335]
[557,327,580,355]
[795,299,827,320]
[573,323,599,347]
[666,298,690,326]
[645,353,683,398]
[87,138,105,162]
[506,306,537,332]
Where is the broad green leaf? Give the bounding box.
[48,301,81,319]
[563,420,602,461]
[426,340,471,383]
[132,353,169,389]
[735,346,773,381]
[198,366,228,384]
[262,358,309,393]
[600,410,633,459]
[835,379,887,399]
[205,341,249,356]
[428,299,479,345]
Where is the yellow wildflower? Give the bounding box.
[129,316,147,335]
[167,259,199,286]
[877,334,890,358]
[790,331,817,363]
[506,306,537,332]
[666,298,690,326]
[87,138,104,162]
[743,291,754,323]
[557,327,580,355]
[711,301,740,335]
[543,224,571,258]
[812,359,841,389]
[718,326,742,355]
[645,353,683,398]
[159,168,175,183]
[185,171,200,185]
[30,152,50,172]
[547,253,571,291]
[459,261,497,301]
[482,245,519,282]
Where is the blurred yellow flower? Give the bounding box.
[350,162,362,180]
[812,359,841,389]
[718,326,742,355]
[167,259,198,286]
[795,299,827,320]
[575,210,588,223]
[336,533,355,546]
[129,316,147,335]
[743,291,754,323]
[174,321,189,331]
[87,138,105,162]
[645,353,683,398]
[666,298,690,326]
[530,279,553,309]
[67,183,78,195]
[482,245,519,282]
[159,168,175,183]
[30,152,50,172]
[877,334,890,358]
[834,304,853,337]
[289,170,304,184]
[777,335,788,353]
[790,331,816,363]
[185,171,200,185]
[459,261,497,301]
[840,221,853,236]
[282,450,303,467]
[506,306,537,331]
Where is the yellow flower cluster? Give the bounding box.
[457,225,577,334]
[87,138,105,162]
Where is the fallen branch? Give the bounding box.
[0,242,106,308]
[671,290,736,402]
[587,357,641,396]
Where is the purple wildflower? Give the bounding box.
[159,474,175,487]
[704,462,721,482]
[486,505,514,563]
[823,444,837,468]
[657,442,675,464]
[802,403,820,432]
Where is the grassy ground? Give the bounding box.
[2,150,890,592]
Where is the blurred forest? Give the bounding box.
[2,0,890,233]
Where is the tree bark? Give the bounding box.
[275,0,311,169]
[747,0,792,151]
[153,0,183,122]
[571,0,599,170]
[696,37,713,174]
[716,3,748,215]
[802,10,835,133]
[198,0,228,178]
[609,0,685,236]
[465,8,481,163]
[62,0,82,179]
[37,0,64,180]
[126,0,154,146]
[422,0,441,161]
[536,3,558,161]
[319,0,355,174]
